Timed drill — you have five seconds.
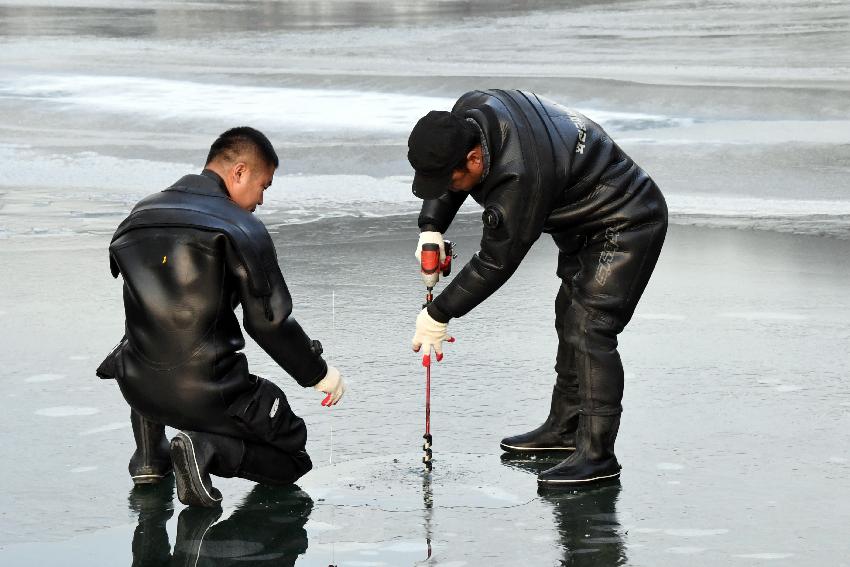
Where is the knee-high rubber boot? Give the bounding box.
[500,284,579,454]
[129,410,173,485]
[169,430,245,508]
[500,379,579,454]
[537,413,622,486]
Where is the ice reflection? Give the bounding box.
[128,481,312,566]
[502,456,626,566]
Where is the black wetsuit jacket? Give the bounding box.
[419,89,661,322]
[101,170,326,430]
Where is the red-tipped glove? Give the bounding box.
[414,231,447,264]
[412,308,455,365]
[313,366,345,406]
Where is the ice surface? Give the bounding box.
[25,373,66,383]
[2,0,849,565]
[79,422,131,436]
[35,406,100,417]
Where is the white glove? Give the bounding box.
[313,366,345,406]
[411,308,454,363]
[414,231,446,264]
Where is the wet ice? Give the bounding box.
[25,373,66,383]
[2,0,849,565]
[79,422,131,435]
[35,406,99,417]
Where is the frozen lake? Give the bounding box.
[2,219,850,565]
[1,0,849,565]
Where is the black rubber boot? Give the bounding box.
[170,431,224,508]
[537,414,622,487]
[499,383,578,454]
[128,410,173,485]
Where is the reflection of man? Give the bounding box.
[543,483,626,565]
[408,90,667,486]
[98,127,345,507]
[501,457,626,564]
[129,481,174,567]
[130,483,313,566]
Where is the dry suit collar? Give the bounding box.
[200,169,230,197]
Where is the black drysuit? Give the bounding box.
[419,89,668,421]
[100,170,326,484]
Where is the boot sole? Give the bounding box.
[537,470,621,486]
[170,433,221,508]
[131,470,172,486]
[500,442,576,454]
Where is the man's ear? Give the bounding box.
[232,162,248,182]
[467,146,482,167]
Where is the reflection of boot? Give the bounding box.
[226,484,312,564]
[173,484,312,566]
[237,483,313,514]
[172,506,223,566]
[537,415,621,487]
[128,478,174,567]
[128,475,175,514]
[500,453,563,476]
[170,431,223,508]
[500,382,578,454]
[129,410,173,485]
[539,482,626,566]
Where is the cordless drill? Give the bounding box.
[420,240,453,307]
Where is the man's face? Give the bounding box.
[227,160,275,212]
[450,167,481,192]
[449,146,484,192]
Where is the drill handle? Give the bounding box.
[441,240,454,277]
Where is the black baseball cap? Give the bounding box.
[407,110,476,199]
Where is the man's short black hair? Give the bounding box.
[205,127,279,169]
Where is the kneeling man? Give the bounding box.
[98,127,344,507]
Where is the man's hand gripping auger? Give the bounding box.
[419,240,455,472]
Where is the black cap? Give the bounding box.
[407,110,475,199]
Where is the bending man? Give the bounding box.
[408,90,667,486]
[98,127,345,506]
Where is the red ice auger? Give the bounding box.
[419,240,454,472]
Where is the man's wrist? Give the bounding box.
[427,302,451,324]
[302,359,328,388]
